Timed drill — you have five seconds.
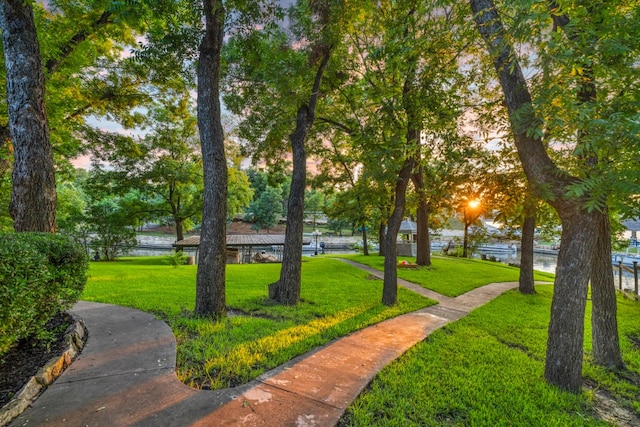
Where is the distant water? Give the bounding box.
[471,251,558,274]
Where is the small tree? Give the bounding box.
[245,187,283,233]
[86,197,138,261]
[327,218,350,237]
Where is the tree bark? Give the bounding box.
[548,0,624,371]
[519,191,536,294]
[362,224,369,256]
[378,221,386,257]
[269,48,331,305]
[175,217,185,244]
[1,0,56,232]
[195,0,227,318]
[412,168,431,266]
[469,0,601,392]
[462,218,470,258]
[545,208,598,392]
[383,156,415,306]
[269,105,307,305]
[590,209,624,369]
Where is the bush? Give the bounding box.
[164,250,187,268]
[0,232,89,355]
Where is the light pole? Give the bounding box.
[312,229,321,256]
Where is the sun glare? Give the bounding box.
[468,199,480,209]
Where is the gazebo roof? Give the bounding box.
[622,219,640,232]
[398,219,418,234]
[175,234,288,248]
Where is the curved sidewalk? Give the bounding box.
[11,261,519,427]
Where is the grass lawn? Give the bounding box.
[338,254,555,297]
[340,286,640,426]
[83,256,434,389]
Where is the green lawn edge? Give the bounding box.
[333,254,555,297]
[83,256,434,388]
[339,286,640,426]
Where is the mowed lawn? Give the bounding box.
[83,254,640,425]
[83,256,434,388]
[339,254,555,296]
[340,285,640,426]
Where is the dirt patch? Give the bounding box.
[587,383,640,427]
[629,334,640,350]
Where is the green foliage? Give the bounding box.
[341,286,640,426]
[87,103,204,239]
[85,197,138,261]
[327,218,351,236]
[0,232,88,355]
[165,250,188,268]
[244,186,283,231]
[227,167,253,219]
[81,256,433,388]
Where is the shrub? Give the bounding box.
[0,232,89,355]
[165,250,187,268]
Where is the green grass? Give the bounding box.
[340,286,640,426]
[337,254,555,297]
[83,256,434,389]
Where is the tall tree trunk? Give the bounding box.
[591,209,624,369]
[195,0,227,318]
[519,191,536,294]
[470,0,600,392]
[269,49,331,305]
[0,1,56,232]
[383,157,415,306]
[378,221,386,257]
[362,224,369,256]
[412,168,431,266]
[269,106,307,305]
[545,209,598,392]
[175,217,185,246]
[548,1,624,371]
[462,219,470,258]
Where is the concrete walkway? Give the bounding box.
[11,261,519,427]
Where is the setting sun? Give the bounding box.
[468,199,480,209]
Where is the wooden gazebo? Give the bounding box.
[175,234,288,264]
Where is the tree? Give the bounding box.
[89,103,204,242]
[86,196,138,261]
[195,0,227,318]
[468,0,638,391]
[1,0,200,232]
[304,189,324,228]
[345,0,474,305]
[326,217,350,237]
[546,0,625,371]
[227,167,253,220]
[0,0,56,231]
[245,186,282,232]
[224,1,347,305]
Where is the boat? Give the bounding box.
[477,243,518,253]
[612,251,640,268]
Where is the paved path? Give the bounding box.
[11,261,519,427]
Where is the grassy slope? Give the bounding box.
[84,255,640,425]
[340,254,555,296]
[340,286,640,426]
[83,257,433,388]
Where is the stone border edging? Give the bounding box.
[0,317,87,427]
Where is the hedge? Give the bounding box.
[0,232,89,355]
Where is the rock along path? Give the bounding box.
[11,260,520,427]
